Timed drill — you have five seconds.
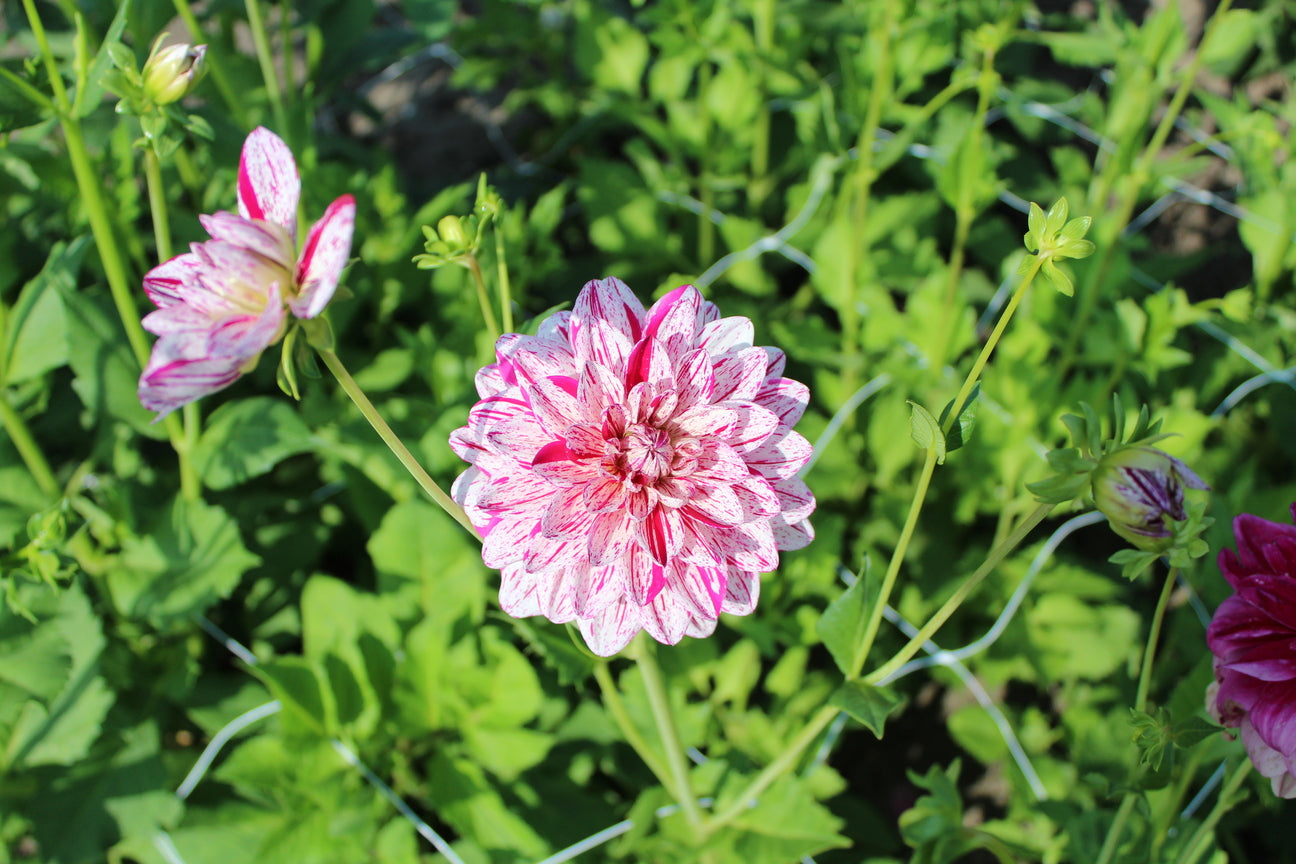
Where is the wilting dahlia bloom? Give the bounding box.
[450,278,815,655]
[1206,505,1296,798]
[139,126,355,416]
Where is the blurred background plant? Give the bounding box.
[1,0,1294,862]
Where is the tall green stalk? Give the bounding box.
[317,347,480,539]
[22,0,199,498]
[636,637,704,831]
[245,0,289,133]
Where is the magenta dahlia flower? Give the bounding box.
[450,277,816,655]
[1207,505,1296,798]
[139,127,355,416]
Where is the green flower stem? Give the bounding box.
[317,347,480,540]
[0,392,61,500]
[22,0,198,500]
[493,230,514,334]
[467,255,501,341]
[704,704,838,835]
[1172,758,1252,864]
[747,0,775,209]
[1058,0,1232,378]
[144,146,204,501]
[635,635,704,831]
[839,0,895,400]
[931,40,998,374]
[710,500,1054,837]
[696,59,715,267]
[244,0,288,133]
[593,660,672,788]
[169,0,249,128]
[864,501,1054,685]
[942,254,1044,437]
[144,149,174,262]
[850,439,940,679]
[1096,564,1183,864]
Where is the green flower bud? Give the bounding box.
[1092,446,1209,552]
[142,38,207,106]
[437,215,468,249]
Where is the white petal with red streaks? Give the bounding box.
[646,505,684,565]
[505,337,578,386]
[573,277,644,343]
[499,564,544,618]
[574,317,633,377]
[292,194,355,318]
[741,430,813,479]
[540,485,595,539]
[712,346,768,401]
[683,483,744,528]
[526,376,589,434]
[722,571,760,616]
[588,511,635,566]
[237,127,299,234]
[676,564,727,619]
[143,254,201,307]
[644,285,701,361]
[674,349,715,409]
[772,518,815,550]
[674,404,737,439]
[755,377,810,429]
[481,515,539,567]
[640,590,691,646]
[200,212,294,264]
[722,520,779,571]
[699,316,754,357]
[726,403,781,449]
[733,475,781,520]
[626,544,665,605]
[773,476,816,524]
[579,599,642,656]
[625,336,675,391]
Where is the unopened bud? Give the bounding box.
[437,215,468,248]
[1092,446,1209,551]
[143,39,207,106]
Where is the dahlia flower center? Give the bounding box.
[604,422,700,488]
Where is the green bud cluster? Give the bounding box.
[413,174,504,270]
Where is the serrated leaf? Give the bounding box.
[105,498,261,627]
[828,680,903,738]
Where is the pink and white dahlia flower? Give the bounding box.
[1207,505,1296,798]
[139,126,355,416]
[450,277,816,656]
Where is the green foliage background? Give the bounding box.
[2,0,1294,862]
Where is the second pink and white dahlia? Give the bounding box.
[451,277,816,655]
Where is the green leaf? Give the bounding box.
[937,388,977,453]
[907,401,947,463]
[726,774,851,864]
[0,62,53,132]
[815,562,875,677]
[3,236,81,386]
[254,656,331,737]
[510,618,596,687]
[191,397,316,489]
[59,283,164,438]
[828,680,904,738]
[106,498,261,627]
[72,1,132,118]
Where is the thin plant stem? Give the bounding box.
[143,145,203,500]
[317,347,480,540]
[942,255,1044,437]
[748,0,775,209]
[593,660,672,788]
[850,441,940,679]
[466,256,501,340]
[705,705,838,834]
[493,230,513,334]
[864,502,1054,685]
[0,393,61,500]
[710,500,1054,836]
[144,149,174,261]
[244,0,288,133]
[839,0,896,400]
[931,39,999,373]
[23,0,198,497]
[1059,0,1233,377]
[170,0,249,128]
[1096,565,1183,864]
[696,58,715,267]
[635,636,704,831]
[1172,759,1252,864]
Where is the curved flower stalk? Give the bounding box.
[1207,505,1296,798]
[451,278,816,655]
[139,127,355,416]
